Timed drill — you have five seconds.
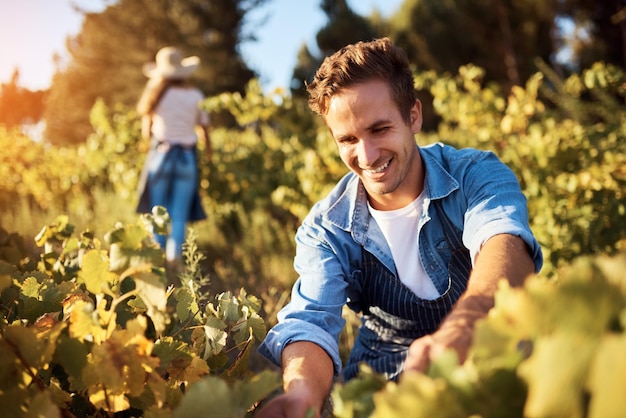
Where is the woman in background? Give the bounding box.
[136,46,211,278]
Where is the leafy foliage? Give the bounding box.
[0,213,279,417]
[332,251,626,418]
[414,61,626,275]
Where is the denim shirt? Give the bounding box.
[258,142,543,376]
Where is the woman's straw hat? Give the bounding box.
[142,46,200,80]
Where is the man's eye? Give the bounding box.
[373,126,390,134]
[338,137,357,145]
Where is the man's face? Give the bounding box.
[325,79,423,210]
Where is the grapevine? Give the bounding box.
[0,212,280,417]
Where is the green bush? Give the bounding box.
[0,213,278,417]
[332,250,626,418]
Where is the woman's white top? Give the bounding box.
[151,86,209,146]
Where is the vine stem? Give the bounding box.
[170,309,201,339]
[3,337,47,390]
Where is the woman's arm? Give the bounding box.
[196,124,212,161]
[141,114,152,142]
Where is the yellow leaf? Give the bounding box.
[181,356,210,385]
[587,334,626,418]
[83,327,159,409]
[78,250,117,296]
[371,373,464,418]
[88,389,129,413]
[131,269,170,335]
[146,371,167,409]
[69,299,108,344]
[4,322,63,370]
[518,332,597,418]
[24,390,61,418]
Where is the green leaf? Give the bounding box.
[173,376,233,418]
[53,335,89,390]
[106,223,150,248]
[225,339,252,379]
[231,317,253,346]
[200,317,228,358]
[106,223,163,272]
[130,268,169,335]
[16,276,65,323]
[34,215,73,247]
[332,364,387,418]
[231,311,266,346]
[21,276,42,298]
[215,291,240,323]
[238,288,262,313]
[173,370,281,418]
[78,250,116,296]
[231,370,282,411]
[247,313,267,341]
[206,351,229,371]
[174,286,199,323]
[152,337,194,374]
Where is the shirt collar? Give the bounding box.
[323,144,459,239]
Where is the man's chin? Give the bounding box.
[362,182,391,196]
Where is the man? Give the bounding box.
[256,37,542,418]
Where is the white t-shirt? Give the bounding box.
[368,194,441,300]
[151,86,209,146]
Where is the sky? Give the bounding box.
[0,0,403,92]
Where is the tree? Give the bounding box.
[0,69,47,130]
[388,0,559,93]
[556,0,626,71]
[43,0,265,145]
[290,0,380,96]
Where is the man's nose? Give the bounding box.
[356,138,379,168]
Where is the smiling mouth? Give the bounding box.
[363,159,390,176]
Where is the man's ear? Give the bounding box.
[411,99,423,134]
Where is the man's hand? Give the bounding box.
[254,388,320,418]
[404,234,535,374]
[404,324,472,373]
[255,341,333,418]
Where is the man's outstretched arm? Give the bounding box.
[405,233,536,372]
[255,341,334,418]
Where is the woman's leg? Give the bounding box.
[147,150,172,249]
[165,149,197,262]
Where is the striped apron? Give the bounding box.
[343,202,472,381]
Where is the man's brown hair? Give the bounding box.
[306,37,416,124]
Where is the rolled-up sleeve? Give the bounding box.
[462,152,543,272]
[258,221,350,376]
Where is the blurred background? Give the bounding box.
[1,0,625,327]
